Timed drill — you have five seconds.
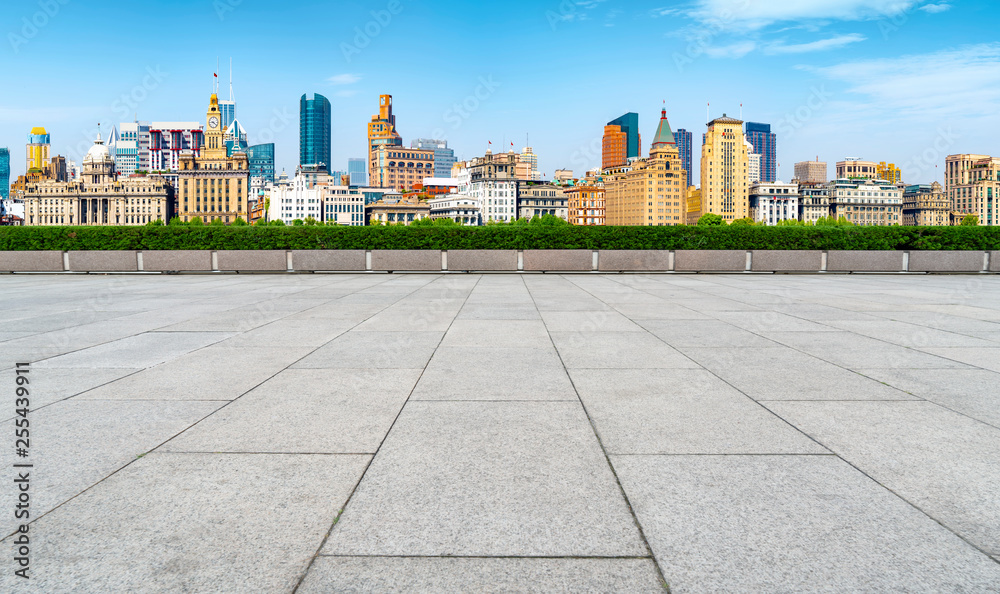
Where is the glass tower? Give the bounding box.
[348,158,368,186]
[675,129,693,183]
[410,139,456,178]
[247,143,275,185]
[608,113,640,160]
[300,93,331,172]
[0,148,9,200]
[745,122,777,182]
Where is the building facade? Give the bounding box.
[602,112,640,170]
[372,146,435,192]
[902,182,950,226]
[224,119,248,156]
[367,194,430,225]
[300,93,331,171]
[749,181,799,225]
[267,172,322,222]
[877,162,902,185]
[605,107,687,226]
[794,159,827,183]
[247,143,275,186]
[566,184,605,226]
[454,151,524,223]
[674,128,693,182]
[323,185,366,226]
[798,182,830,223]
[0,147,8,200]
[428,194,481,225]
[700,115,749,222]
[517,182,567,220]
[23,132,173,226]
[746,139,761,184]
[348,158,368,186]
[744,122,776,182]
[945,154,998,226]
[411,139,456,178]
[176,93,250,223]
[368,94,403,185]
[836,159,878,180]
[26,127,50,173]
[828,178,903,226]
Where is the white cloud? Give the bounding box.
[764,33,866,54]
[817,43,1000,119]
[334,90,358,97]
[327,73,361,85]
[690,0,918,29]
[704,41,757,58]
[918,3,951,13]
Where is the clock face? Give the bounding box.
[209,116,219,129]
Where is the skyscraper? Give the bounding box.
[745,122,776,182]
[602,112,640,169]
[348,158,368,186]
[247,143,275,185]
[411,139,456,178]
[26,127,50,172]
[675,128,693,181]
[368,94,403,184]
[0,148,10,200]
[701,115,749,222]
[367,95,432,190]
[300,93,331,172]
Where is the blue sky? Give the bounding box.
[2,0,998,185]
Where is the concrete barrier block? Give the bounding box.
[751,250,823,272]
[991,251,1000,273]
[598,250,671,272]
[292,250,366,271]
[0,251,65,272]
[522,250,593,271]
[216,250,287,272]
[826,251,905,272]
[371,250,442,271]
[142,250,212,272]
[674,250,746,272]
[447,250,517,271]
[68,251,138,272]
[909,251,985,273]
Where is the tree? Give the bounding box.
[730,217,754,227]
[291,218,304,226]
[776,218,801,227]
[146,219,164,226]
[209,218,225,226]
[253,218,268,226]
[961,214,979,226]
[189,216,204,226]
[269,219,285,226]
[168,216,184,226]
[232,217,248,226]
[303,216,319,226]
[697,213,725,226]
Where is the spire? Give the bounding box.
[651,104,675,149]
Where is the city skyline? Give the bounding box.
[2,1,998,186]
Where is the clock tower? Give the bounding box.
[203,93,226,159]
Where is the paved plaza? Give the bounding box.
[3,271,1000,592]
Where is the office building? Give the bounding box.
[300,93,331,171]
[747,140,761,184]
[22,132,173,226]
[750,181,799,225]
[686,187,702,224]
[372,145,435,192]
[368,94,404,184]
[26,127,50,173]
[0,148,8,200]
[828,178,903,226]
[453,151,520,223]
[836,159,878,180]
[794,159,827,183]
[798,182,831,223]
[675,128,693,181]
[224,119,248,156]
[323,185,366,226]
[566,184,605,226]
[700,114,749,222]
[744,122,776,182]
[411,139,456,178]
[149,123,203,176]
[602,112,640,169]
[605,106,687,225]
[176,93,250,223]
[247,143,275,186]
[519,146,540,181]
[902,182,950,226]
[945,153,999,226]
[267,172,323,222]
[517,182,567,220]
[877,162,902,185]
[428,194,481,225]
[348,158,368,186]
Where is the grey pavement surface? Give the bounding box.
[2,272,1000,593]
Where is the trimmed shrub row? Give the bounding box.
[1,225,998,251]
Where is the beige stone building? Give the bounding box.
[566,184,605,226]
[518,182,568,220]
[176,93,249,223]
[23,132,173,226]
[685,187,702,224]
[945,153,999,226]
[366,194,430,225]
[700,115,748,222]
[836,159,878,180]
[371,145,435,192]
[798,182,831,224]
[902,182,950,226]
[794,159,827,183]
[604,107,687,226]
[828,178,902,226]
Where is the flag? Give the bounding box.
[214,73,218,78]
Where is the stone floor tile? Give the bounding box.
[293,331,443,369]
[412,347,576,401]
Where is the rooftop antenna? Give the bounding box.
[229,57,234,102]
[707,102,710,123]
[740,103,743,120]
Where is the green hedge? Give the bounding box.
[1,225,998,251]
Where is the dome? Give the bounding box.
[84,132,111,164]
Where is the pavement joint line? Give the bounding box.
[290,274,481,594]
[313,554,656,559]
[0,274,442,543]
[526,274,672,593]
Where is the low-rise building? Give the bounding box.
[685,186,702,224]
[428,194,481,225]
[798,182,830,223]
[367,194,430,225]
[565,184,605,225]
[749,181,799,225]
[267,173,323,222]
[372,145,435,192]
[902,182,950,226]
[828,178,903,226]
[518,182,567,220]
[836,159,878,180]
[323,185,366,226]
